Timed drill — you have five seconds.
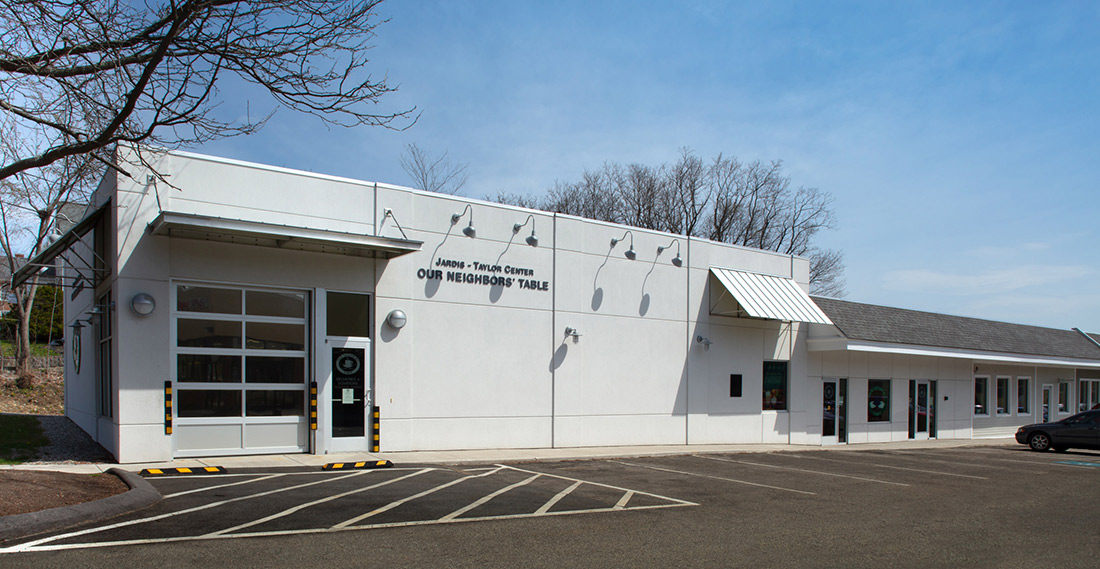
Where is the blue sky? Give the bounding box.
[197,1,1100,331]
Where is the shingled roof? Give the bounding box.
[811,296,1100,361]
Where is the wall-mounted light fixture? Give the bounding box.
[513,214,538,247]
[452,204,476,238]
[386,309,408,330]
[565,327,582,340]
[611,230,636,260]
[657,239,683,267]
[85,302,114,318]
[696,335,713,350]
[131,293,156,316]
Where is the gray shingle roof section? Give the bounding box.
[811,296,1100,361]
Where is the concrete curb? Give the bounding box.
[0,468,161,544]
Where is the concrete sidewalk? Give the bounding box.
[3,437,1018,474]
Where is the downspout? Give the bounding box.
[551,213,558,448]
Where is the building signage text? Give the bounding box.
[417,257,550,292]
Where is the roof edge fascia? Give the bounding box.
[807,338,1100,369]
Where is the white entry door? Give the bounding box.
[325,337,372,453]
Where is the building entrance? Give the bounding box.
[822,379,847,444]
[909,380,936,440]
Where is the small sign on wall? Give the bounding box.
[342,388,354,404]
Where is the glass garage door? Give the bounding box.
[173,284,310,457]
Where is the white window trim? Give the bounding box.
[1016,376,1031,416]
[974,376,990,417]
[995,376,1012,416]
[1057,381,1071,415]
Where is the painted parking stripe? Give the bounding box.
[1054,460,1100,468]
[3,470,368,553]
[2,466,696,554]
[334,466,506,528]
[887,450,1050,472]
[535,481,583,514]
[793,454,988,480]
[502,464,698,507]
[698,455,910,486]
[164,473,288,498]
[612,460,815,495]
[206,469,433,537]
[440,473,541,521]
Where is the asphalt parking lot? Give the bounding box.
[3,445,1099,567]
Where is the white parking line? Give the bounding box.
[535,481,582,514]
[163,473,288,498]
[2,470,368,553]
[205,469,432,536]
[501,464,698,506]
[879,450,1048,472]
[697,455,910,486]
[791,454,988,480]
[334,466,505,528]
[612,460,815,495]
[440,473,541,520]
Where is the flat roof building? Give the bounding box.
[17,146,1100,462]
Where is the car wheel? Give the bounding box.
[1028,432,1052,451]
[1053,446,1069,453]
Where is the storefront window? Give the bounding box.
[867,380,890,422]
[1017,378,1030,414]
[762,361,788,411]
[326,292,371,337]
[996,377,1010,415]
[974,377,989,416]
[1059,383,1069,413]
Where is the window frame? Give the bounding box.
[762,361,788,412]
[974,376,990,417]
[995,376,1011,416]
[1058,382,1070,414]
[867,379,891,423]
[1016,377,1030,415]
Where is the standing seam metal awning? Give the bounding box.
[710,267,833,325]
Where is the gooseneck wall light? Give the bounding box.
[657,239,683,267]
[451,204,476,238]
[513,214,539,247]
[610,230,636,260]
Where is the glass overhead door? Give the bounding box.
[173,284,309,456]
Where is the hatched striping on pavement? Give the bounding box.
[1,465,697,553]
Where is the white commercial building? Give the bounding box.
[16,147,1100,463]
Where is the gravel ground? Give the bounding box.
[29,415,115,464]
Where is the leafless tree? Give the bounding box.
[400,143,468,195]
[494,149,846,296]
[0,0,414,182]
[0,125,96,384]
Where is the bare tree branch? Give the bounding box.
[399,142,468,195]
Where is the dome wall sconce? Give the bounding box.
[657,239,683,267]
[610,230,636,260]
[386,309,408,329]
[452,204,476,238]
[513,214,538,247]
[131,293,156,316]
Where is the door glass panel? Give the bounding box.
[246,390,305,416]
[177,319,242,348]
[246,356,306,383]
[332,347,366,437]
[823,382,836,437]
[838,378,847,443]
[177,286,241,314]
[908,380,916,439]
[327,292,371,337]
[177,354,241,382]
[177,390,242,417]
[246,322,305,351]
[917,383,928,432]
[929,381,937,438]
[246,290,306,318]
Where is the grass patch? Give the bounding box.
[0,341,58,358]
[0,414,49,464]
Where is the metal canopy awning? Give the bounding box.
[11,202,108,289]
[147,212,423,259]
[709,267,832,325]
